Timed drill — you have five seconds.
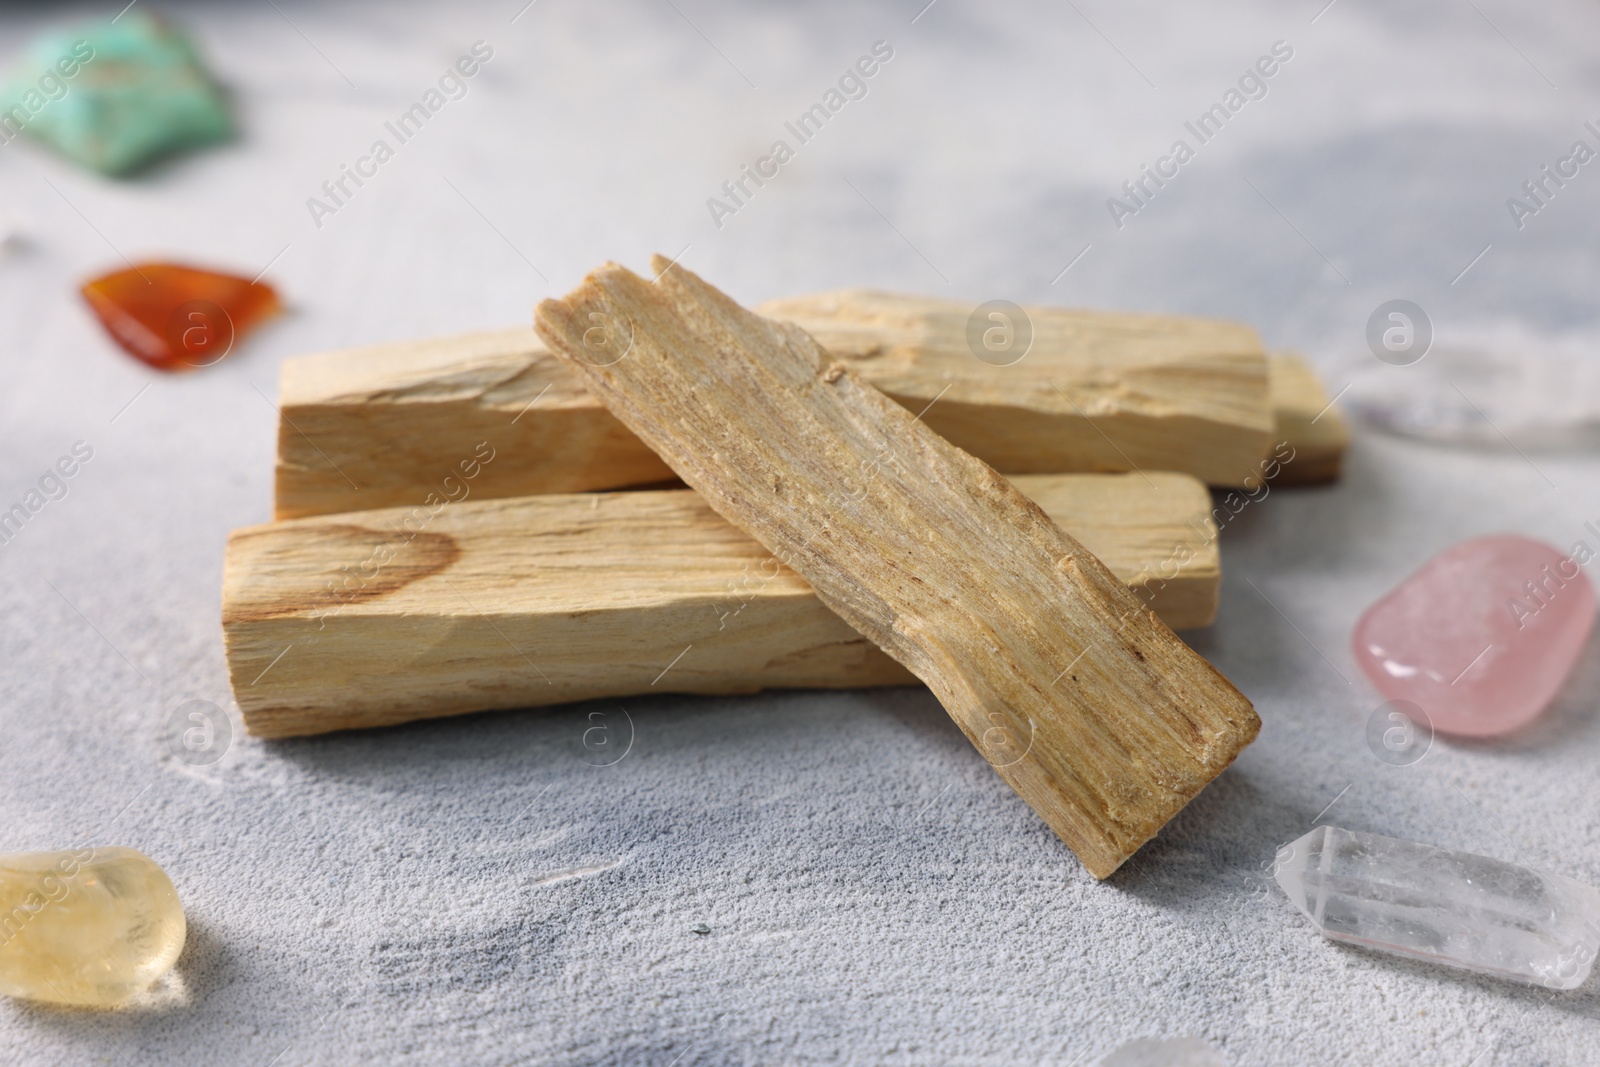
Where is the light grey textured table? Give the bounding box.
[2,1,1598,1063]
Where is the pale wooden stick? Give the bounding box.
[756,290,1272,486]
[534,259,1258,879]
[273,330,673,520]
[274,295,1299,519]
[223,473,1219,743]
[1268,353,1349,484]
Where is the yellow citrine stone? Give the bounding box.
[0,847,185,1007]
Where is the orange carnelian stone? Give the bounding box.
[80,263,281,372]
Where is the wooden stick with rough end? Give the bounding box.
[222,473,1220,740]
[534,258,1259,879]
[273,330,674,519]
[272,309,1341,520]
[757,289,1273,487]
[1268,353,1349,485]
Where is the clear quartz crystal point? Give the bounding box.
[1275,826,1600,989]
[0,847,186,1007]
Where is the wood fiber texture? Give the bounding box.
[223,473,1219,741]
[272,311,1335,519]
[757,289,1273,487]
[1266,353,1349,485]
[533,258,1259,878]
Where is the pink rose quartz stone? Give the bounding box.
[1353,535,1596,737]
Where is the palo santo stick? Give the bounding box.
[534,259,1259,879]
[273,329,675,520]
[224,473,1219,741]
[273,301,1290,519]
[1268,353,1349,485]
[756,290,1272,486]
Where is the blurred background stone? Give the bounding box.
[0,11,231,176]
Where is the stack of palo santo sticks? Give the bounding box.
[222,259,1348,877]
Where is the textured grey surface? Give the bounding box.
[1,1,1598,1063]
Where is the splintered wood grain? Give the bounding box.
[273,329,673,518]
[534,258,1259,878]
[756,289,1273,487]
[223,473,1220,741]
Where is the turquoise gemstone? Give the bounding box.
[0,12,232,176]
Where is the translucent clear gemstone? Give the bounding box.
[1344,342,1600,449]
[1275,826,1600,989]
[80,262,281,372]
[0,847,186,1007]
